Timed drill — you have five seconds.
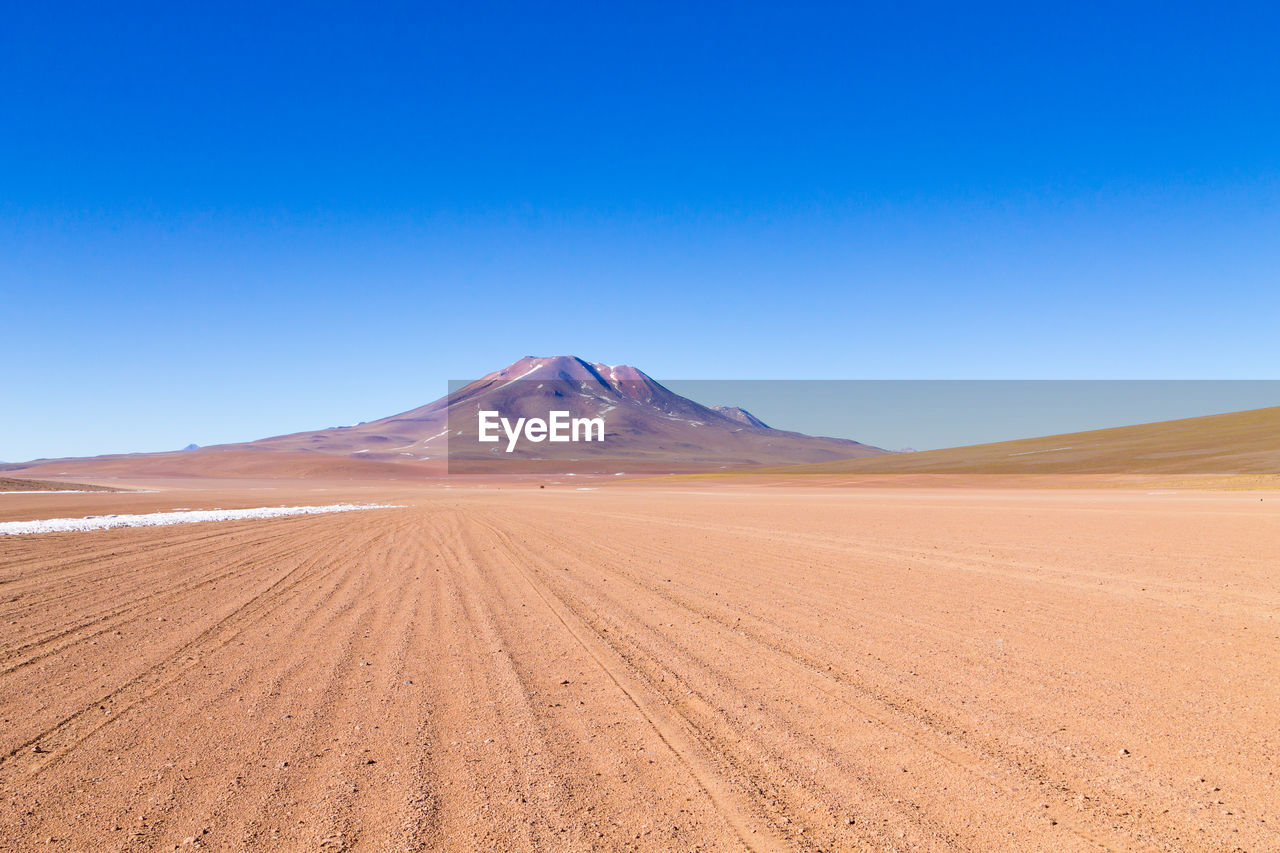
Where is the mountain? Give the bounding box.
[1,356,886,478]
[711,406,771,429]
[243,356,884,472]
[775,405,1280,476]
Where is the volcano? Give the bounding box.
[2,356,887,479]
[246,355,885,471]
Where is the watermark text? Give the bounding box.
[478,410,605,452]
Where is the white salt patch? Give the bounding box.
[497,362,543,389]
[0,503,399,536]
[0,490,93,494]
[419,429,449,444]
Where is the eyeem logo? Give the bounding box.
[478,410,606,453]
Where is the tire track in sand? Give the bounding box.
[470,515,789,853]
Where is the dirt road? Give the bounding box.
[2,486,1277,850]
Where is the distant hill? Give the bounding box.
[711,406,771,429]
[0,477,118,492]
[779,405,1280,475]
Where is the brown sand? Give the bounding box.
[0,477,117,493]
[2,484,1277,850]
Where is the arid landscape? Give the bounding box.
[4,363,1280,851]
[3,477,1278,851]
[10,5,1278,848]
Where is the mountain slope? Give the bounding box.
[778,405,1280,476]
[712,406,772,429]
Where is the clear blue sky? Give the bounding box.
[3,1,1278,460]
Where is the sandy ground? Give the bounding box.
[1,484,1277,851]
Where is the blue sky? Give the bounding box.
[3,1,1278,460]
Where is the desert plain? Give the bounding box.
[1,479,1277,852]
